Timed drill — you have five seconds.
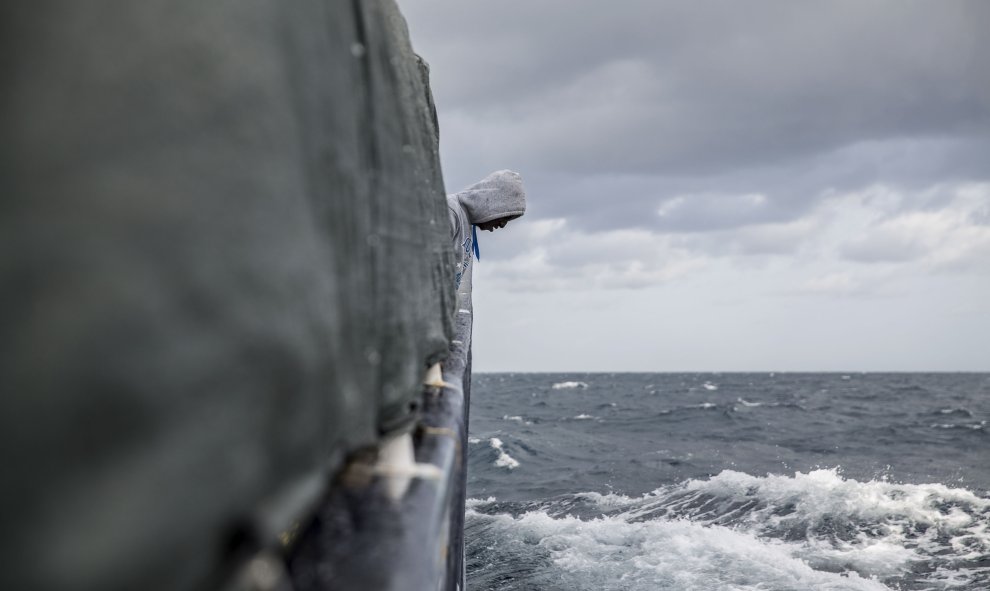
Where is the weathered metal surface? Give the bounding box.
[0,1,456,590]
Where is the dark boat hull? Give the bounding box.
[0,1,463,589]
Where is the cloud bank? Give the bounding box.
[402,0,990,370]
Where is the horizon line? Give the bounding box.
[471,369,990,374]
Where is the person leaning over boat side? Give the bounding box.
[447,169,527,289]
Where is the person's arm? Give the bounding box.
[448,205,459,240]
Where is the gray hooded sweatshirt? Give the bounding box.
[447,170,526,290]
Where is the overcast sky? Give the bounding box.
[401,1,990,372]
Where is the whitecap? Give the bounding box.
[502,414,533,425]
[702,381,718,391]
[465,496,496,508]
[737,397,764,407]
[527,469,990,589]
[574,491,635,507]
[573,414,595,420]
[675,469,990,584]
[552,381,589,390]
[489,437,520,469]
[466,504,891,591]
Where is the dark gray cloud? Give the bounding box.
[404,0,990,235]
[401,1,990,371]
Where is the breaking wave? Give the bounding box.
[466,469,990,590]
[489,437,520,469]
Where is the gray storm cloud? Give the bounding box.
[401,1,990,371]
[405,0,989,235]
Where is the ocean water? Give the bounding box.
[464,373,990,590]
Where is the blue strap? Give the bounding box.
[472,224,480,260]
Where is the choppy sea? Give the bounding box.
[464,373,990,591]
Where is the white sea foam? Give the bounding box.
[552,381,588,390]
[466,502,892,590]
[573,414,595,420]
[574,490,636,507]
[467,437,481,444]
[534,469,990,589]
[502,415,531,424]
[702,381,718,391]
[689,471,986,582]
[695,402,717,409]
[931,422,985,430]
[465,496,496,508]
[489,437,520,469]
[737,397,764,407]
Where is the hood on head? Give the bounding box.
[454,170,526,225]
